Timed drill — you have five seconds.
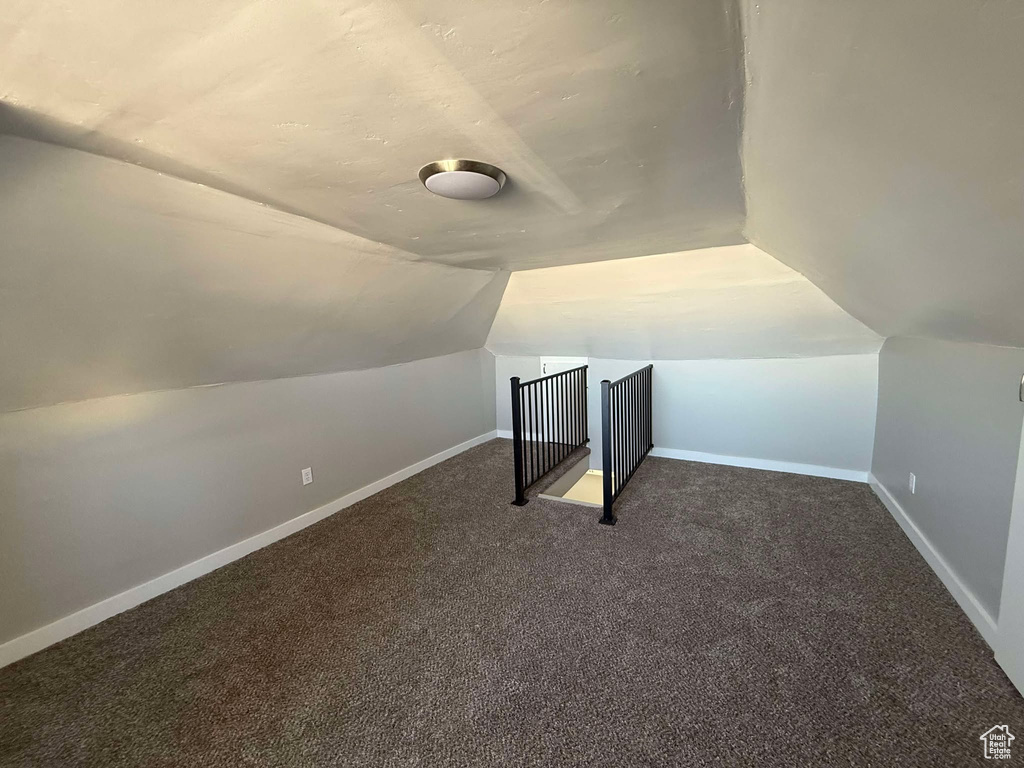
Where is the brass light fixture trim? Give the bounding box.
[418,159,507,200]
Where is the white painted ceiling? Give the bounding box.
[0,0,746,272]
[2,0,1022,413]
[486,245,882,360]
[0,136,506,412]
[741,0,1024,348]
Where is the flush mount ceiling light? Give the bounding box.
[418,159,507,200]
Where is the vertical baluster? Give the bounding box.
[630,374,638,462]
[526,385,532,483]
[633,373,639,467]
[566,372,572,453]
[609,382,614,493]
[553,374,558,463]
[545,377,551,472]
[578,369,583,448]
[555,373,560,463]
[622,374,630,475]
[616,384,623,496]
[633,375,638,471]
[539,379,545,476]
[530,384,538,485]
[561,373,567,459]
[543,379,547,470]
[624,382,629,491]
[627,375,633,476]
[557,373,563,462]
[574,369,579,448]
[550,375,555,465]
[570,370,576,449]
[625,381,630,484]
[627,376,633,479]
[641,370,646,456]
[566,372,571,452]
[577,370,585,448]
[583,367,589,443]
[600,379,615,525]
[647,367,652,451]
[538,380,544,476]
[632,375,638,472]
[579,368,584,446]
[610,383,616,495]
[525,385,531,487]
[618,379,624,485]
[554,375,560,461]
[579,368,583,446]
[641,369,646,455]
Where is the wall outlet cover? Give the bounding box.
[909,472,916,494]
[301,467,313,486]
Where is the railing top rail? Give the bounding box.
[602,364,653,388]
[514,364,588,387]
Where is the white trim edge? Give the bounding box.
[0,430,498,669]
[648,447,869,483]
[869,473,998,647]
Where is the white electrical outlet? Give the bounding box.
[909,473,916,494]
[301,467,313,486]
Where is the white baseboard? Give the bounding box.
[648,446,869,483]
[498,437,865,482]
[0,430,498,669]
[869,474,998,647]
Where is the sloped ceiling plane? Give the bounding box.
[1,0,1020,411]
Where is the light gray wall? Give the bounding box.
[494,355,543,435]
[495,354,878,473]
[872,337,1024,619]
[0,349,495,645]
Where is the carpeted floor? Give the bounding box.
[1,439,1021,766]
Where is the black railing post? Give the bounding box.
[583,369,589,443]
[648,365,654,450]
[511,377,527,506]
[600,379,616,526]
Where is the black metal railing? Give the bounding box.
[600,364,653,525]
[510,365,589,505]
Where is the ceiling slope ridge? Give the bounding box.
[733,0,888,341]
[737,0,1024,347]
[0,135,508,411]
[0,106,494,275]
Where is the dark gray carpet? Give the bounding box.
[1,439,1021,766]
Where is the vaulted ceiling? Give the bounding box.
[2,0,1022,411]
[487,245,882,360]
[0,0,745,272]
[741,0,1024,348]
[0,135,507,412]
